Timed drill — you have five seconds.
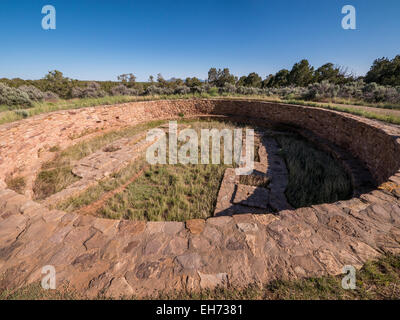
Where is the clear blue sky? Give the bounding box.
[0,0,399,81]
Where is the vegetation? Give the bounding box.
[99,162,228,221]
[33,120,164,200]
[1,54,399,112]
[2,254,400,300]
[78,120,237,221]
[274,132,352,208]
[239,174,270,188]
[365,55,400,86]
[5,176,26,194]
[33,167,80,200]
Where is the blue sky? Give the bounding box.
[0,0,399,81]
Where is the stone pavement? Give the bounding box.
[214,132,293,216]
[1,181,400,298]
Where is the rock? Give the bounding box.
[144,239,162,255]
[186,219,205,234]
[190,236,211,251]
[164,222,184,235]
[202,226,222,245]
[105,277,134,298]
[146,222,165,234]
[123,241,140,254]
[164,237,188,255]
[226,237,246,251]
[176,253,203,270]
[206,216,233,227]
[245,234,257,255]
[198,272,228,289]
[255,214,278,225]
[134,261,160,279]
[118,220,146,235]
[233,185,269,209]
[237,222,259,233]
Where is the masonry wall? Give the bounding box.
[1,99,400,297]
[0,99,399,188]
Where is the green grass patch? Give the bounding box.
[98,120,240,221]
[274,133,352,208]
[99,162,228,221]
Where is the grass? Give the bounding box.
[32,120,164,200]
[33,167,80,200]
[284,99,400,125]
[2,254,400,300]
[239,174,270,188]
[97,120,239,221]
[5,176,26,194]
[56,159,148,212]
[274,132,352,208]
[58,119,243,220]
[99,162,228,221]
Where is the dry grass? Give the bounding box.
[33,167,80,200]
[5,176,26,194]
[239,174,270,188]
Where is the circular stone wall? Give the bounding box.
[0,99,400,297]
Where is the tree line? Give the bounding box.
[0,55,399,106]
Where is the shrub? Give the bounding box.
[236,86,261,95]
[14,109,29,118]
[42,91,59,101]
[71,82,106,98]
[220,83,236,94]
[207,86,219,96]
[18,85,44,101]
[110,84,140,96]
[145,85,174,95]
[303,81,339,101]
[192,86,206,94]
[174,85,191,95]
[361,82,400,103]
[0,83,32,107]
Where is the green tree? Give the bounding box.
[185,77,202,87]
[207,68,237,87]
[365,55,400,86]
[288,60,314,86]
[270,69,290,87]
[118,73,136,87]
[157,73,168,87]
[261,74,273,88]
[42,70,75,99]
[243,72,262,88]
